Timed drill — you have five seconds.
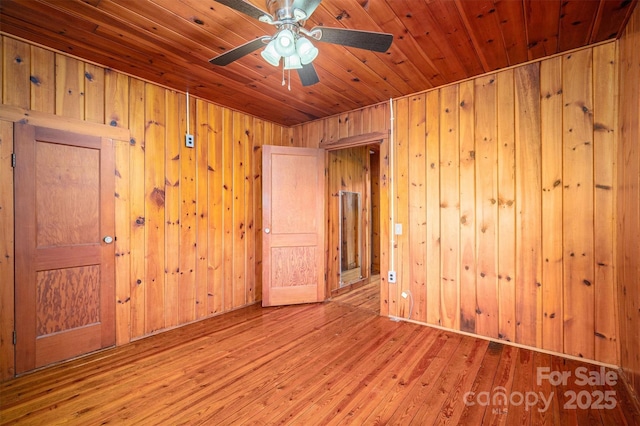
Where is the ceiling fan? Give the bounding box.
[209,0,393,86]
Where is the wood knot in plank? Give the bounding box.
[151,187,165,207]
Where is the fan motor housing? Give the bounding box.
[267,0,304,22]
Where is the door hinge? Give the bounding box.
[11,153,16,168]
[13,330,17,345]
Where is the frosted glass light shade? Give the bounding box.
[274,29,296,57]
[284,54,303,70]
[296,37,318,64]
[261,40,281,66]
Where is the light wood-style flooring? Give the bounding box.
[1,282,639,425]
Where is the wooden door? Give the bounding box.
[262,145,325,306]
[14,124,115,374]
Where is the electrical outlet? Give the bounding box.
[388,271,396,283]
[395,223,403,235]
[185,134,194,148]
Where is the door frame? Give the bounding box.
[0,107,129,381]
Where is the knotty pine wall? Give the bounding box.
[295,42,621,367]
[617,4,640,401]
[0,35,294,380]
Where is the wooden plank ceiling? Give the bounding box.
[0,0,636,126]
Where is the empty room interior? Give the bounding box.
[1,0,640,424]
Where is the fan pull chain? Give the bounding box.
[282,63,286,86]
[288,69,291,91]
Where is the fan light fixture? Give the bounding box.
[260,26,319,71]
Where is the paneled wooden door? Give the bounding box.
[262,145,325,306]
[14,124,115,374]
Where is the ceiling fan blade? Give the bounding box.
[311,27,393,53]
[213,0,272,21]
[292,0,322,18]
[209,37,268,66]
[297,63,320,86]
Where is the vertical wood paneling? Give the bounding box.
[252,118,264,304]
[105,70,131,346]
[379,119,390,316]
[2,38,29,108]
[327,150,339,292]
[144,84,166,334]
[55,55,84,120]
[164,90,181,329]
[0,121,15,380]
[425,91,441,326]
[222,109,234,311]
[30,46,55,114]
[540,56,564,354]
[496,70,516,343]
[617,5,640,395]
[562,49,595,359]
[83,64,104,124]
[514,63,542,348]
[324,116,340,293]
[232,112,247,308]
[458,80,476,333]
[408,94,427,321]
[195,99,209,318]
[179,92,196,324]
[128,78,146,339]
[475,75,499,339]
[394,97,409,318]
[244,114,256,306]
[105,70,128,129]
[439,85,460,330]
[592,43,618,365]
[348,110,364,137]
[113,139,131,345]
[208,104,224,314]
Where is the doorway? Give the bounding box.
[327,144,381,297]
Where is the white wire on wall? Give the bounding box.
[389,98,395,274]
[186,91,190,135]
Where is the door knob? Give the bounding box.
[103,236,114,244]
[264,228,270,234]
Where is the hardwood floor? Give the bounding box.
[1,282,638,425]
